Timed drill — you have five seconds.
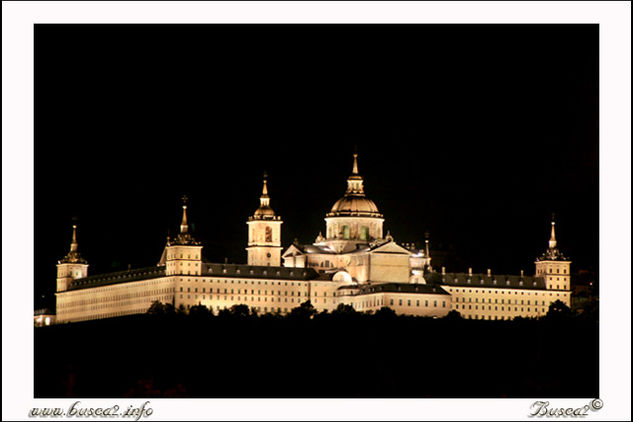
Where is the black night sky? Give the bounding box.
[34,24,598,309]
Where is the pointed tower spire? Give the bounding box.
[548,213,557,249]
[180,195,189,234]
[252,172,276,220]
[260,172,270,208]
[537,213,566,261]
[70,224,78,252]
[425,232,430,258]
[346,151,365,195]
[172,195,199,245]
[60,224,87,264]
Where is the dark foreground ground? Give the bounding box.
[34,304,598,398]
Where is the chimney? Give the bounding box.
[487,268,491,276]
[441,266,446,275]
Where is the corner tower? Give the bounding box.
[535,216,571,291]
[56,224,89,292]
[164,196,203,276]
[247,173,283,266]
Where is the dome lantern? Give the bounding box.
[326,153,382,218]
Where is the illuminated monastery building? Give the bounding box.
[48,154,572,324]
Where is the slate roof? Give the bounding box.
[64,262,327,292]
[337,282,450,296]
[300,244,338,254]
[290,238,405,256]
[201,263,320,281]
[439,272,546,290]
[67,266,166,291]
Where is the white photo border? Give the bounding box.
[2,1,630,421]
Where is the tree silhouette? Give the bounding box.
[374,306,397,319]
[545,299,573,320]
[289,300,317,319]
[332,303,356,314]
[229,304,250,317]
[189,303,212,318]
[147,301,165,315]
[443,310,463,320]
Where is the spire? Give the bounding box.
[548,214,557,249]
[537,214,566,261]
[59,224,87,264]
[180,195,189,234]
[424,232,430,258]
[172,196,200,245]
[252,172,276,219]
[70,224,78,252]
[346,152,365,195]
[260,172,270,208]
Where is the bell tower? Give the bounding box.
[56,224,89,292]
[246,173,282,266]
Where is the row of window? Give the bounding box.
[178,278,306,287]
[179,295,307,304]
[179,287,308,297]
[449,288,562,296]
[184,304,291,314]
[64,307,150,322]
[456,304,547,313]
[61,295,173,314]
[467,315,515,320]
[537,267,568,274]
[167,253,200,260]
[335,225,369,240]
[389,298,446,308]
[59,288,174,308]
[454,297,547,305]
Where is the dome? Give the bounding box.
[329,195,380,216]
[332,270,354,284]
[250,174,280,220]
[254,206,275,218]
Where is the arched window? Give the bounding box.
[343,225,350,239]
[360,226,368,240]
[265,226,272,242]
